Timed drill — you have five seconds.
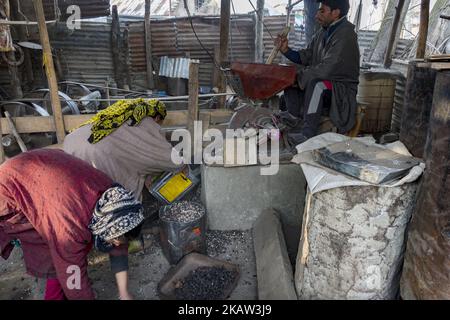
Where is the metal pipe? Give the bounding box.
[1,93,236,103]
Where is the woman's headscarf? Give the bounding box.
[89,184,144,252]
[78,98,167,144]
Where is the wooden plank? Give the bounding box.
[187,61,200,139]
[384,0,407,68]
[145,0,155,89]
[417,62,450,70]
[33,0,66,144]
[0,110,235,135]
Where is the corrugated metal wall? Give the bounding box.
[128,15,257,87]
[0,15,413,113]
[18,0,111,21]
[50,22,115,87]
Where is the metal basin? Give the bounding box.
[227,62,297,100]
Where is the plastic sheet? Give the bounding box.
[312,140,421,184]
[292,133,425,194]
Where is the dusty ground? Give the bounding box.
[0,197,257,301]
[0,186,257,300]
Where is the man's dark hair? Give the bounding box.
[317,0,350,17]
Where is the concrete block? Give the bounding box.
[253,209,298,300]
[201,164,306,231]
[201,163,307,264]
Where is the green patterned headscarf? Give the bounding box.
[78,98,167,144]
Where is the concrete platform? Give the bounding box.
[201,163,307,263]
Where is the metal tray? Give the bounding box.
[157,253,240,300]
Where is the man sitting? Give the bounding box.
[275,0,360,145]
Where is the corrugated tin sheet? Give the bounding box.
[16,0,111,21]
[128,15,297,85]
[110,0,178,16]
[49,22,115,87]
[0,15,414,101]
[159,56,190,79]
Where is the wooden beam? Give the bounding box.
[218,0,231,108]
[187,61,200,138]
[255,0,265,63]
[0,110,234,135]
[416,0,430,59]
[384,0,407,68]
[33,0,66,143]
[145,0,155,89]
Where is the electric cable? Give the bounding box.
[182,0,222,70]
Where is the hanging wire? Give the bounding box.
[182,0,222,70]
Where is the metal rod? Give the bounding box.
[0,19,57,25]
[1,93,236,103]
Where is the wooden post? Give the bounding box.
[105,79,111,107]
[353,0,363,32]
[187,61,200,138]
[368,0,410,64]
[123,27,132,90]
[145,0,155,89]
[255,0,265,63]
[416,0,430,59]
[111,5,125,89]
[0,112,5,164]
[286,0,292,25]
[383,0,407,68]
[188,61,200,160]
[218,0,230,108]
[212,46,221,89]
[33,0,65,143]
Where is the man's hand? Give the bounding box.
[274,34,289,54]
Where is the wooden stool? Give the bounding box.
[318,103,368,137]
